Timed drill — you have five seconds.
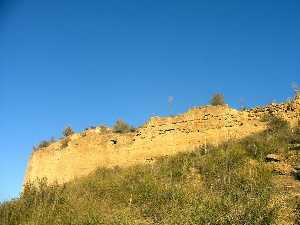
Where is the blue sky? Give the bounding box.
[1,0,300,201]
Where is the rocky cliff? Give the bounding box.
[24,94,300,185]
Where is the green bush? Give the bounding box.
[63,126,74,137]
[210,93,225,106]
[113,119,135,133]
[261,114,289,133]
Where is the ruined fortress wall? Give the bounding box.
[24,95,300,185]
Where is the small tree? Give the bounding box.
[210,93,225,106]
[113,119,135,133]
[63,126,74,137]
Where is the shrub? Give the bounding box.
[113,119,135,133]
[63,126,74,137]
[38,141,51,148]
[84,126,100,131]
[261,114,289,133]
[268,117,289,132]
[210,93,225,106]
[61,138,70,149]
[98,125,109,133]
[36,137,56,150]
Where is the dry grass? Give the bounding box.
[1,122,300,225]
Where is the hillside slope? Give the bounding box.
[1,121,300,225]
[24,95,300,185]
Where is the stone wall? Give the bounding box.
[24,94,300,185]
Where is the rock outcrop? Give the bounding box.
[24,94,300,185]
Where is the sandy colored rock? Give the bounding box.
[24,95,300,185]
[266,154,283,162]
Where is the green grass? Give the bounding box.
[1,121,300,225]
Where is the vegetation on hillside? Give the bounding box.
[210,93,225,106]
[63,126,75,137]
[1,116,300,225]
[33,137,56,151]
[113,119,136,133]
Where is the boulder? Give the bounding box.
[293,169,300,180]
[272,163,294,175]
[266,154,283,162]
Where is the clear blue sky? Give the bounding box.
[1,0,300,201]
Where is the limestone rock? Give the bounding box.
[271,163,294,175]
[293,169,300,180]
[23,94,300,186]
[266,154,283,162]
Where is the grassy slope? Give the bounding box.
[1,119,300,225]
